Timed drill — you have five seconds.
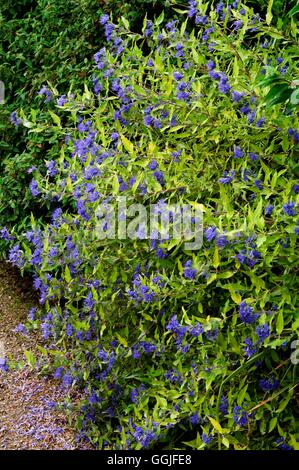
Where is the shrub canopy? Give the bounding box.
[2,0,299,450]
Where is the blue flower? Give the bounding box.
[172,150,182,162]
[215,2,225,15]
[254,179,263,190]
[259,377,279,392]
[177,90,190,101]
[220,395,228,414]
[256,323,270,342]
[111,132,119,142]
[93,78,102,95]
[216,234,228,248]
[265,204,274,216]
[205,226,217,242]
[209,70,221,80]
[30,179,40,197]
[130,388,139,404]
[239,301,258,324]
[10,111,22,126]
[53,366,64,379]
[38,85,52,102]
[202,26,214,42]
[189,322,204,337]
[190,412,200,426]
[231,91,245,102]
[173,71,184,81]
[240,103,251,115]
[202,433,213,444]
[233,406,248,427]
[276,438,293,451]
[8,244,24,268]
[166,315,181,333]
[207,60,216,71]
[183,260,198,279]
[144,115,154,127]
[234,146,244,158]
[156,247,167,259]
[62,373,74,388]
[232,20,243,31]
[219,170,235,184]
[164,369,182,384]
[218,77,231,94]
[244,337,257,358]
[100,14,109,25]
[104,23,115,42]
[195,15,208,25]
[57,95,67,106]
[148,159,158,170]
[28,307,37,321]
[249,152,259,161]
[46,160,57,177]
[66,323,73,337]
[0,227,14,241]
[145,20,154,38]
[188,0,197,18]
[282,201,297,216]
[140,341,157,354]
[153,170,165,186]
[98,349,109,361]
[0,358,9,372]
[165,20,178,33]
[256,117,265,128]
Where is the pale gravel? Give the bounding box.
[0,262,92,450]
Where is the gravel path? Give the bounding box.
[0,262,89,450]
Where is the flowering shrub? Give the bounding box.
[2,1,299,450]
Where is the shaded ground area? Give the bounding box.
[0,262,88,450]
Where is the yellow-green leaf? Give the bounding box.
[276,310,284,335]
[213,246,220,269]
[120,134,134,153]
[65,265,71,283]
[266,0,273,25]
[208,417,223,433]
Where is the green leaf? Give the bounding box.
[24,350,36,369]
[276,310,284,335]
[237,385,248,406]
[258,74,283,88]
[208,417,223,433]
[292,316,299,331]
[49,111,61,126]
[121,16,130,30]
[206,273,217,285]
[266,0,274,25]
[155,11,165,26]
[288,5,299,17]
[213,246,220,268]
[116,334,128,347]
[65,265,71,283]
[269,417,277,432]
[265,84,292,107]
[120,134,134,153]
[222,436,230,448]
[230,290,242,304]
